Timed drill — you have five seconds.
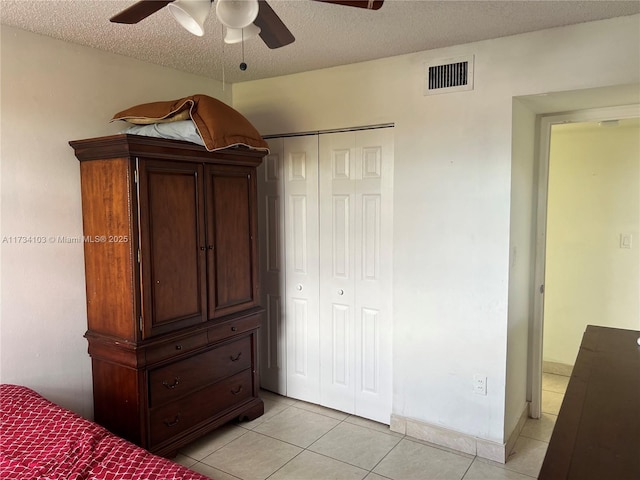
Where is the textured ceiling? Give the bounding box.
[2,0,639,84]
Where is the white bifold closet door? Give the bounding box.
[259,135,320,402]
[257,138,287,394]
[318,128,393,423]
[257,128,393,424]
[282,135,321,404]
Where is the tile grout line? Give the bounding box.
[459,458,474,480]
[193,459,243,480]
[260,412,373,479]
[181,426,252,480]
[305,413,407,478]
[180,425,250,463]
[366,433,406,478]
[263,448,307,480]
[305,412,371,473]
[242,405,358,478]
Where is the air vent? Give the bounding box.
[424,55,474,95]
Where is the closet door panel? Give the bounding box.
[332,195,351,277]
[330,303,352,387]
[257,141,286,393]
[319,129,393,423]
[319,132,357,414]
[360,307,381,393]
[291,299,310,376]
[353,128,394,424]
[284,136,320,403]
[361,195,381,279]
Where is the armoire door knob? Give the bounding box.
[338,289,344,295]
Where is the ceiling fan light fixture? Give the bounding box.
[224,24,261,44]
[216,0,259,29]
[168,0,212,36]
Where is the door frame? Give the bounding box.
[529,104,640,418]
[530,104,640,418]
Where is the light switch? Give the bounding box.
[620,233,632,249]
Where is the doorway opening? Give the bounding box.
[531,105,640,418]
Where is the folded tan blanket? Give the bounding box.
[112,94,269,153]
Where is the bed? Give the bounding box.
[0,384,210,480]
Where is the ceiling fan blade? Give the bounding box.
[254,0,295,49]
[110,0,175,24]
[313,0,383,9]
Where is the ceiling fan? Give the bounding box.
[110,0,384,49]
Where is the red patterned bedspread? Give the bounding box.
[0,384,210,480]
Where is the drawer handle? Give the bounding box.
[230,352,242,362]
[231,385,243,395]
[231,326,238,332]
[163,414,181,427]
[162,377,181,389]
[175,344,182,350]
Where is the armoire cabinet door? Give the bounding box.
[205,165,260,319]
[138,159,207,338]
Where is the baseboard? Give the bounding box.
[504,403,530,460]
[543,361,573,376]
[390,406,529,464]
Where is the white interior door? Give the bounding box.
[258,136,321,399]
[283,136,321,403]
[257,139,286,393]
[319,132,357,414]
[319,128,394,423]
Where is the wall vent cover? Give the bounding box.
[424,55,474,95]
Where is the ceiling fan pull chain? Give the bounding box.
[240,28,248,71]
[221,27,226,90]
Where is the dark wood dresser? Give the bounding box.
[539,325,640,480]
[70,134,265,456]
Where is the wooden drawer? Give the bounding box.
[149,369,252,448]
[208,313,261,343]
[148,336,252,407]
[145,332,208,365]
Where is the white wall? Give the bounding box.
[233,15,640,444]
[543,120,640,366]
[0,25,229,416]
[505,99,537,441]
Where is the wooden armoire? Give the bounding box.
[70,134,265,456]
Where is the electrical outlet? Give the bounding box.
[473,374,487,396]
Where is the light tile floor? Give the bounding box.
[174,374,569,480]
